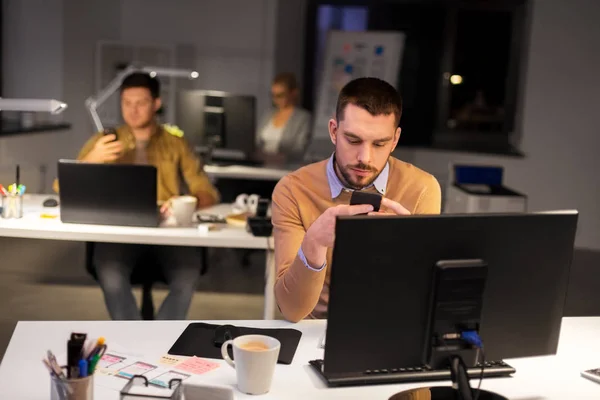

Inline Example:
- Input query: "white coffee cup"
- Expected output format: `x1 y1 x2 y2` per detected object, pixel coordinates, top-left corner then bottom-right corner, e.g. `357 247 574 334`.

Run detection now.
170 195 197 226
221 334 281 395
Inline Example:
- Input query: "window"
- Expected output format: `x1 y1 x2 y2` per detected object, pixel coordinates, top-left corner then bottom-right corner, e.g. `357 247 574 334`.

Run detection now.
303 0 528 156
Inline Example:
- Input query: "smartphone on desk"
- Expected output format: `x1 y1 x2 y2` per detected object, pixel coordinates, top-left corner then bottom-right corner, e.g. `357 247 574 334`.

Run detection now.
581 368 600 384
350 191 382 212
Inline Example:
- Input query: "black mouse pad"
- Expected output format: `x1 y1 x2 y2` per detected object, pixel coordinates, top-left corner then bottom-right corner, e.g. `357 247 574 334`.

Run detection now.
167 323 302 365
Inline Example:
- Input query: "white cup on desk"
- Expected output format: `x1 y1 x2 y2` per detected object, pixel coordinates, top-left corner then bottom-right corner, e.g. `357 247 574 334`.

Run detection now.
221 334 280 395
170 196 197 226
234 193 260 214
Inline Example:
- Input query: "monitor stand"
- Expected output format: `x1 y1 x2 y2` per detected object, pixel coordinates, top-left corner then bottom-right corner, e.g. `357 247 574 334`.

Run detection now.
389 355 508 400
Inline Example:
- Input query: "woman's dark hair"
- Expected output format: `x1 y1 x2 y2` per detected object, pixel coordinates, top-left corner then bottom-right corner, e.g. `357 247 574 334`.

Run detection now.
273 72 298 92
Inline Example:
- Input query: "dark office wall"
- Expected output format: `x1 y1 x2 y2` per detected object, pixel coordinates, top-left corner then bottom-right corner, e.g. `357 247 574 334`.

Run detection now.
0 0 122 191
273 0 307 103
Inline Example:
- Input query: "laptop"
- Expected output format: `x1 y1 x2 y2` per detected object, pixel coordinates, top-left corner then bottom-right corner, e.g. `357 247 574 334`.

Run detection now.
57 160 160 227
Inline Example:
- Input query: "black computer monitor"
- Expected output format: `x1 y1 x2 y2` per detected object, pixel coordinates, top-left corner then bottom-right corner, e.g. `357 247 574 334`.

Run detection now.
175 90 256 160
310 211 578 399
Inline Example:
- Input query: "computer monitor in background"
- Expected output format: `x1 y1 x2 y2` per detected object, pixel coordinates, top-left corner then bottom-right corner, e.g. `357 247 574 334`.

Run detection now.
310 211 578 399
175 90 256 162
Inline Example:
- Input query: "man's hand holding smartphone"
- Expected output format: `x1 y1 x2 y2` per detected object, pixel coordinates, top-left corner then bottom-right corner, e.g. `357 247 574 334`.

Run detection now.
82 129 123 163
350 191 410 216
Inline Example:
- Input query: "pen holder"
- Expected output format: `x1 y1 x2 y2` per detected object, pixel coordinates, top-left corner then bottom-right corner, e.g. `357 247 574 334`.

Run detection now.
50 374 94 400
1 193 23 218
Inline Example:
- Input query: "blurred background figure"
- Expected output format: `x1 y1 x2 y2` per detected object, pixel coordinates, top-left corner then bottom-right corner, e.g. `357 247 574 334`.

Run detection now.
255 73 312 165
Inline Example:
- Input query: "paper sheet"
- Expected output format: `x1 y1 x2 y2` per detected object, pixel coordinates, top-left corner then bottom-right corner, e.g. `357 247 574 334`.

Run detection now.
158 354 187 367
116 361 159 380
175 356 220 375
94 351 220 394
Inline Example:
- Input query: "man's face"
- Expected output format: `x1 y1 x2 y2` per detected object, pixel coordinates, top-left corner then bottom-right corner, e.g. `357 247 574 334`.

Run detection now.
121 87 161 129
329 103 400 189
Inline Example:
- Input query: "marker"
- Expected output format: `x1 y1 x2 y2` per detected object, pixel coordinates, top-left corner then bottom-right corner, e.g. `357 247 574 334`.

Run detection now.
0 185 7 196
88 353 101 375
78 359 88 378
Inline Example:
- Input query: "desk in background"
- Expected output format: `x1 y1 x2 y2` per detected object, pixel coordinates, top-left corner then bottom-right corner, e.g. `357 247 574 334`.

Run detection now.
0 318 599 399
203 164 292 181
0 194 277 320
203 163 294 203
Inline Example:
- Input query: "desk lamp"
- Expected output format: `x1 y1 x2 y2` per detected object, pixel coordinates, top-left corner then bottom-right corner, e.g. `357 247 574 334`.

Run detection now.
0 98 67 114
85 65 199 132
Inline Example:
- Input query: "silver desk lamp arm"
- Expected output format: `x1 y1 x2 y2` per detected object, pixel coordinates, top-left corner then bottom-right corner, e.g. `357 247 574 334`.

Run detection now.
85 65 199 133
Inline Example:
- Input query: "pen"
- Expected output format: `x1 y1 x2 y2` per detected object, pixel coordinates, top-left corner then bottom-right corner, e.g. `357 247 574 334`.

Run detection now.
87 339 106 361
82 338 95 360
15 164 19 190
47 350 66 379
42 359 57 377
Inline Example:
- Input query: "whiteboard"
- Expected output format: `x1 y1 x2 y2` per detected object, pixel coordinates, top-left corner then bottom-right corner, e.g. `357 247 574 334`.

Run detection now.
312 30 406 139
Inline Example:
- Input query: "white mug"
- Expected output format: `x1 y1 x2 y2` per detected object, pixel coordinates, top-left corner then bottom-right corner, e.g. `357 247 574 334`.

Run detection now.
170 196 197 226
234 193 260 214
221 334 281 395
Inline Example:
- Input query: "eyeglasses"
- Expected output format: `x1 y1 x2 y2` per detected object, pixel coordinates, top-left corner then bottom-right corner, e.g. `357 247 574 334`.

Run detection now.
271 92 288 99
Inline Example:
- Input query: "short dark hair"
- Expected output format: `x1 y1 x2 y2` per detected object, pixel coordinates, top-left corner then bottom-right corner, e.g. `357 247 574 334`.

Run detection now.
273 72 298 92
336 77 402 128
120 72 160 99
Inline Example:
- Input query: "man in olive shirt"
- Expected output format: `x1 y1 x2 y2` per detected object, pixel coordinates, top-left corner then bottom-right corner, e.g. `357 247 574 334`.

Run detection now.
271 78 441 322
59 73 218 320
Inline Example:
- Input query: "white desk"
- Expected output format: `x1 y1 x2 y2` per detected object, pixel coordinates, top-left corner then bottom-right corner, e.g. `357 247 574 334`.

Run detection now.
204 164 291 181
1 318 599 399
0 194 276 319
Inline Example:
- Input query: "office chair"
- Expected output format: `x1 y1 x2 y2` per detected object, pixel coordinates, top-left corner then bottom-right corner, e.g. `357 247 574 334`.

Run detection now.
85 242 208 320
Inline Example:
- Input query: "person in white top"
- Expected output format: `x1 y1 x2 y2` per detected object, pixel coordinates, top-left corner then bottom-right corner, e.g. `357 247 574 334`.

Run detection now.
256 73 312 164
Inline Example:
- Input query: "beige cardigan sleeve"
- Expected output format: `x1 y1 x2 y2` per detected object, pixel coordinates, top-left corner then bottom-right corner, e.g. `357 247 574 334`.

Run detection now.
271 176 327 322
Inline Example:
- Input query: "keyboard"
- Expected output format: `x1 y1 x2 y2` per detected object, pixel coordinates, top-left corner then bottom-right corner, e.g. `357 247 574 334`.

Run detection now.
308 359 516 387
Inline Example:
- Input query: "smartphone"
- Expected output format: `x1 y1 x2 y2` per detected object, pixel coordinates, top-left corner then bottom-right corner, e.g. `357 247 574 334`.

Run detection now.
349 191 382 212
103 127 117 142
581 368 600 384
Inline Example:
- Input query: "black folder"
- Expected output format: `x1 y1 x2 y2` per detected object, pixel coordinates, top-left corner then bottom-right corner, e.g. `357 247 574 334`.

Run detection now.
168 323 302 365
